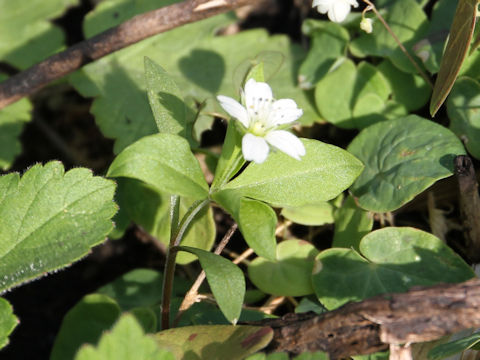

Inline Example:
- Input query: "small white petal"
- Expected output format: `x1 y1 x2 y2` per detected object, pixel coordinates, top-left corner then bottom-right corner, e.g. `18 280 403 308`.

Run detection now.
328 1 351 22
242 133 270 164
312 0 333 7
265 130 305 160
217 95 250 128
244 79 273 114
268 99 303 125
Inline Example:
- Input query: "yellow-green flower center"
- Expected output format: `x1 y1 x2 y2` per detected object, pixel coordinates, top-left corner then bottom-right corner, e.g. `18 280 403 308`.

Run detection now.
250 121 268 137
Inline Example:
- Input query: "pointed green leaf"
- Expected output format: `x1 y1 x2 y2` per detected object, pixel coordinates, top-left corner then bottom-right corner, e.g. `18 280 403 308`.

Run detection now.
429 332 480 360
312 227 474 310
51 294 122 360
248 240 319 297
107 133 208 200
0 74 32 170
155 325 273 359
145 57 186 136
213 139 363 209
348 116 466 212
75 314 174 360
332 196 373 251
0 0 78 68
0 298 18 350
430 0 478 116
178 246 245 324
238 198 277 261
0 161 117 293
447 77 480 159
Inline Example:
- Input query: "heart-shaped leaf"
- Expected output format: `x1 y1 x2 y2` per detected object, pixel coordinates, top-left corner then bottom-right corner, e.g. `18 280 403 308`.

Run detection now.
312 227 474 310
0 161 117 293
178 247 245 324
348 115 465 212
107 133 208 200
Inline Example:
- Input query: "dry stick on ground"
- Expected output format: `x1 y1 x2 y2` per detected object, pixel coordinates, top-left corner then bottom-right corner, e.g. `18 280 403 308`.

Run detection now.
247 278 480 359
0 0 255 110
455 155 480 263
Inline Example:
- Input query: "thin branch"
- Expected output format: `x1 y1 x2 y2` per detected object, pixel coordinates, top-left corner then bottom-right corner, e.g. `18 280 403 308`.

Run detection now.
0 0 254 109
250 278 480 359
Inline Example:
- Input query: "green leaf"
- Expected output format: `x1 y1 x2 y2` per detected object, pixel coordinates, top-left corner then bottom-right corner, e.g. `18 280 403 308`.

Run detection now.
298 21 350 89
447 77 480 159
332 196 373 251
178 247 245 324
295 297 325 315
312 227 474 310
349 0 429 73
51 294 122 360
248 240 319 297
294 352 330 360
348 115 465 212
239 198 277 261
75 314 174 360
0 0 78 68
314 60 393 129
281 202 334 226
0 298 18 350
107 133 208 200
145 57 187 136
0 161 117 293
430 0 478 116
213 139 363 211
429 332 480 360
70 6 317 152
0 75 32 170
154 325 273 359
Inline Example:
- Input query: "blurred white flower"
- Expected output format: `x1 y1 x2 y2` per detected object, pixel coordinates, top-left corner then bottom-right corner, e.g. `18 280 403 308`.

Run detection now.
360 17 373 33
312 0 359 23
217 79 305 164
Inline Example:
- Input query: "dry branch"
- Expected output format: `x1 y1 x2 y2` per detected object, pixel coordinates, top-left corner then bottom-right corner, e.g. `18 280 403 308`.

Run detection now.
0 0 254 109
249 278 480 359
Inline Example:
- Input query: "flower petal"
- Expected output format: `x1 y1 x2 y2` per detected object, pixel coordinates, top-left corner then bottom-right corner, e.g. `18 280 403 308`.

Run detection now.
244 79 273 116
217 95 250 128
242 133 270 164
267 99 303 126
329 1 351 22
265 130 305 161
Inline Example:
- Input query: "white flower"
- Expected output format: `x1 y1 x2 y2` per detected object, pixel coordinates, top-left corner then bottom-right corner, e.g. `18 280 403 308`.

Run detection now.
360 17 373 33
217 79 305 164
312 0 359 23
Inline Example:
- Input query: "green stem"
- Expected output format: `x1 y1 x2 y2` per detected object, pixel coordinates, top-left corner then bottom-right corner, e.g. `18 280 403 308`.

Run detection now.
211 146 245 192
161 198 210 330
361 0 433 89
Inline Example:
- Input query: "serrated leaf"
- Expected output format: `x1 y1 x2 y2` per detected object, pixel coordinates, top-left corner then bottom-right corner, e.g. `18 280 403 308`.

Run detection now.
75 314 174 360
429 332 480 360
349 0 429 73
212 139 363 211
145 57 187 136
0 74 32 170
312 227 474 310
332 196 373 251
447 77 480 159
239 198 277 261
281 202 334 226
0 0 78 68
430 0 477 116
70 5 317 152
348 115 465 212
0 297 17 350
248 240 319 297
155 325 273 359
107 133 208 200
0 161 117 293
178 247 245 324
51 294 122 360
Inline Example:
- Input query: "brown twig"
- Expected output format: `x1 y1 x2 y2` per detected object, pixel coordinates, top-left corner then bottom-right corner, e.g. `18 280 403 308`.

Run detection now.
249 278 480 359
455 155 480 263
0 0 254 110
